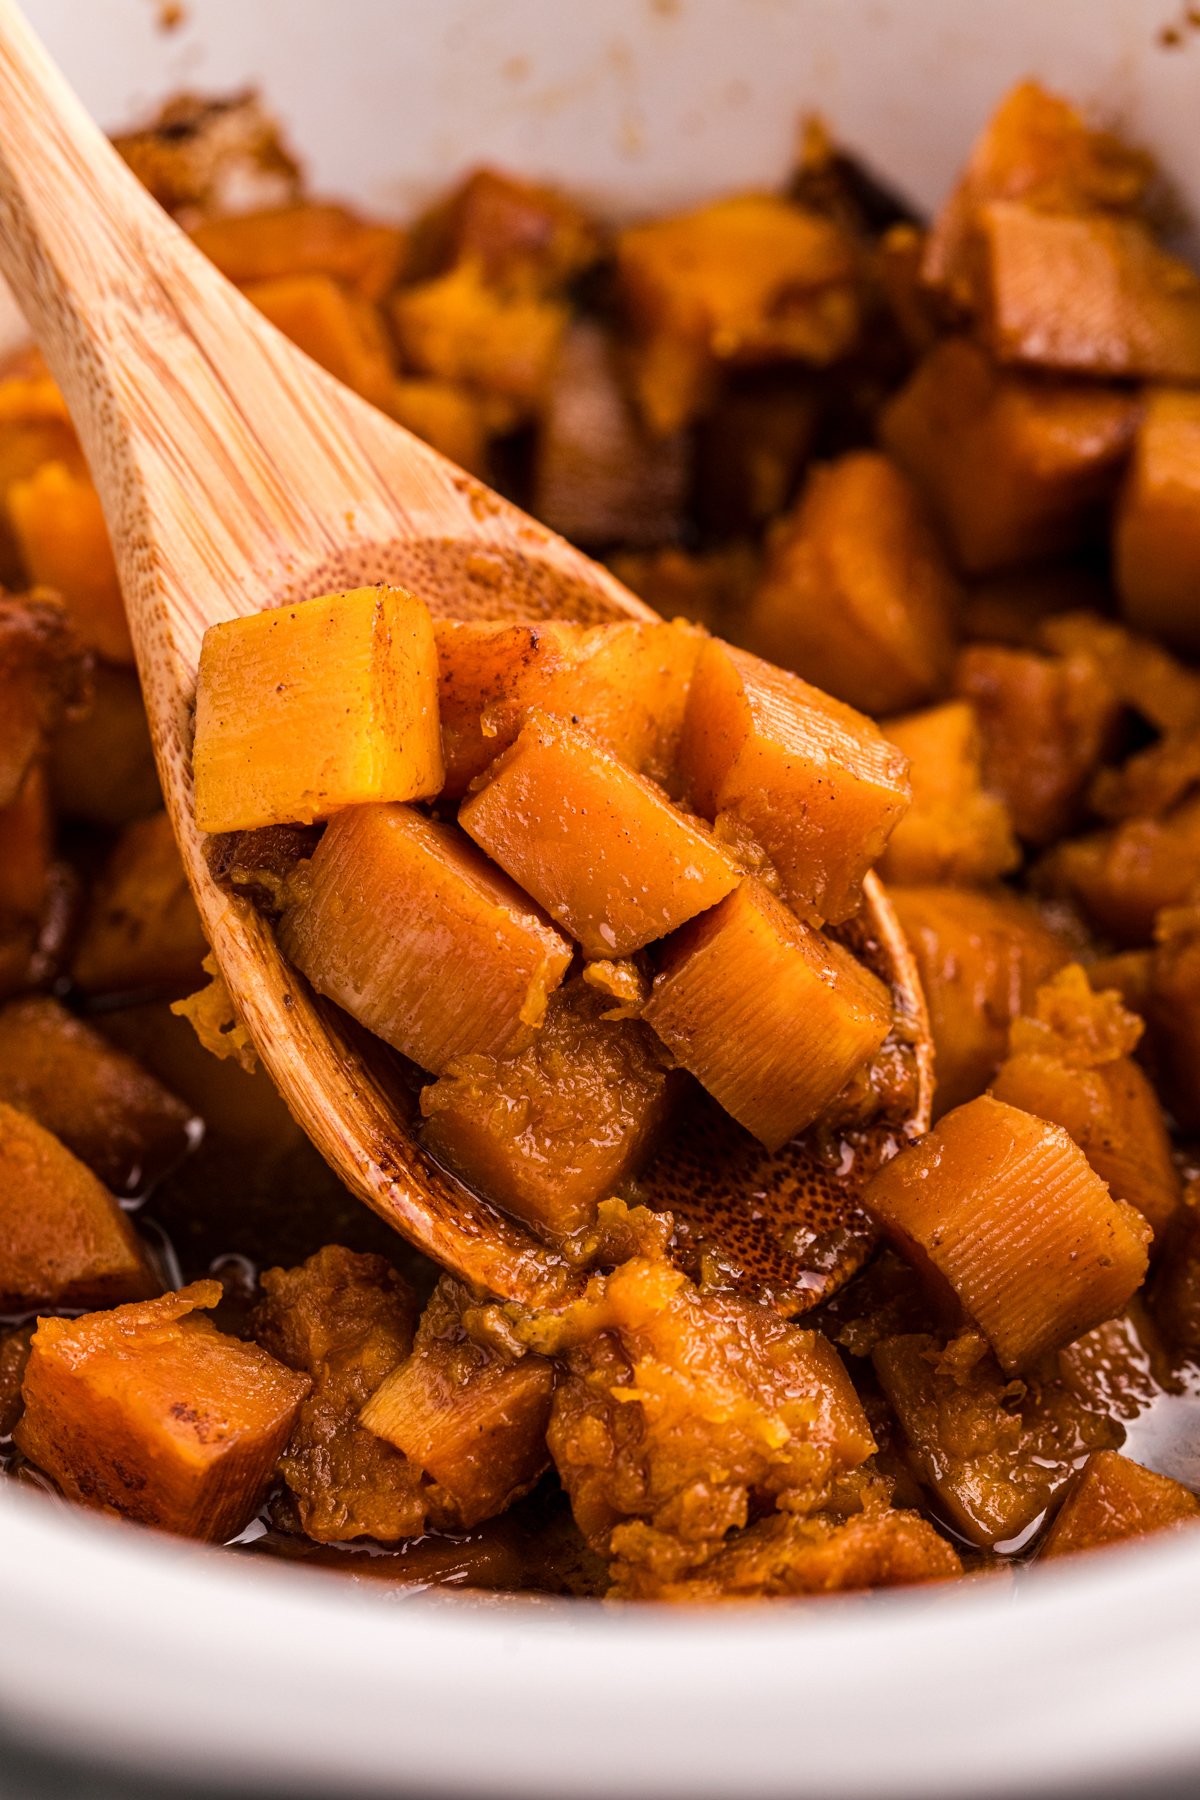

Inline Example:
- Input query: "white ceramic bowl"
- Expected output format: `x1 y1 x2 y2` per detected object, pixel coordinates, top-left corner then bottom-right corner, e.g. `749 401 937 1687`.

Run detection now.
4 4 1200 1793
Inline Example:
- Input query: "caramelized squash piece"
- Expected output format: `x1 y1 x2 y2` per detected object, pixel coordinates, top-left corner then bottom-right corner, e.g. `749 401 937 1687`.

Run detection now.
873 1328 1121 1548
411 167 600 291
642 878 891 1152
0 1101 157 1309
616 195 861 434
386 379 489 475
879 701 1019 886
0 762 54 1000
50 660 160 826
1038 611 1200 737
679 639 910 925
7 461 132 663
530 1255 874 1561
0 370 85 581
391 264 567 416
435 616 703 799
1147 899 1200 1131
194 585 442 833
279 803 572 1073
421 981 672 1238
880 338 1139 574
361 1275 554 1529
975 202 1200 380
954 642 1121 846
15 1282 308 1542
921 80 1152 308
0 995 194 1194
72 811 208 998
531 320 687 548
252 1245 434 1544
1041 1450 1200 1560
460 712 740 959
890 885 1072 1115
1115 390 1200 654
744 451 959 717
0 590 88 810
242 273 395 406
190 201 405 302
1040 795 1200 947
865 1094 1151 1373
991 966 1181 1241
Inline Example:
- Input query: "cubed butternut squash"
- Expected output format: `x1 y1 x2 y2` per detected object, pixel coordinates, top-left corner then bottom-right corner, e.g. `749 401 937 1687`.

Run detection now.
459 711 740 959
1147 900 1200 1131
278 803 572 1073
641 878 892 1152
252 1245 434 1544
71 811 208 998
954 642 1121 846
864 1094 1151 1373
420 980 673 1238
14 1282 309 1542
531 320 688 548
0 589 88 810
879 701 1019 886
1040 795 1200 947
1038 611 1200 737
0 996 194 1194
190 201 406 302
391 263 568 416
385 379 489 475
0 371 85 583
1115 389 1200 654
7 461 132 663
0 761 53 999
616 195 861 434
990 965 1181 1241
880 338 1139 574
194 584 442 833
410 167 600 291
50 660 161 826
435 616 703 799
921 80 1152 308
679 638 910 925
872 1328 1121 1548
241 273 395 406
974 202 1200 380
0 1101 157 1309
890 885 1072 1116
360 1275 554 1529
1041 1450 1200 1560
743 451 959 717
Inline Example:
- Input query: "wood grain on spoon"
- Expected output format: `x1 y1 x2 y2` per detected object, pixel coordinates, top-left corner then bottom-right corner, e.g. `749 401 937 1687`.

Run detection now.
0 0 931 1305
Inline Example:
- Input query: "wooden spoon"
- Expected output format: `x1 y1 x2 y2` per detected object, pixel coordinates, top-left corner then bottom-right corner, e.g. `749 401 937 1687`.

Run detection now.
0 2 931 1308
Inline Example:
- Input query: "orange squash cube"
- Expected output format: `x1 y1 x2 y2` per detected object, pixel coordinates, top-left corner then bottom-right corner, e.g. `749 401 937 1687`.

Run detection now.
459 711 740 958
1041 795 1200 947
0 589 88 811
412 167 600 292
434 616 703 799
279 803 572 1073
242 273 395 406
8 460 132 663
1041 1450 1200 1560
642 878 892 1151
678 639 910 924
420 980 673 1237
0 1101 157 1309
975 202 1200 380
890 885 1072 1116
990 965 1181 1241
361 1275 554 1529
194 584 442 833
1115 389 1200 655
880 338 1139 575
616 195 861 434
391 263 567 415
879 702 1019 887
0 370 85 580
72 812 208 998
14 1282 309 1542
190 202 406 302
386 379 489 475
0 996 194 1194
864 1094 1151 1373
744 451 959 717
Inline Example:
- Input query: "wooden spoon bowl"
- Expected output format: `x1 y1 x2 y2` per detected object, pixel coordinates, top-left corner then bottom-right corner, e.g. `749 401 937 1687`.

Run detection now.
0 1 931 1308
